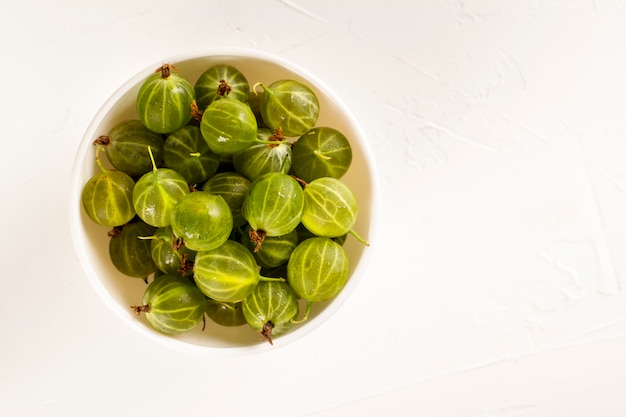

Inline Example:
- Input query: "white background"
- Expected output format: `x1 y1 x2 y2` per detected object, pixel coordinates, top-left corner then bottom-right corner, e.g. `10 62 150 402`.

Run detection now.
1 1 625 416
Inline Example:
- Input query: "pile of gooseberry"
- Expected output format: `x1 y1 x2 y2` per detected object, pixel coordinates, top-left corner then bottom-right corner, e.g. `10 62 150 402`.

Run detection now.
82 62 368 345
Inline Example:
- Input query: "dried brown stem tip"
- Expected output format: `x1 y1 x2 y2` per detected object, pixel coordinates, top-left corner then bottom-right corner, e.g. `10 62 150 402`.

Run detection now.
259 321 274 345
177 252 194 276
93 135 111 146
107 227 122 238
248 228 267 253
172 237 185 251
190 100 203 121
290 174 308 189
271 127 284 141
131 304 151 315
217 79 232 96
156 63 178 78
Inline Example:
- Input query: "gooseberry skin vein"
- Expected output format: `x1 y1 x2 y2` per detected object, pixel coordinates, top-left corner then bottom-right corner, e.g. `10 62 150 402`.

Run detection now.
97 176 131 223
305 189 341 230
158 87 167 130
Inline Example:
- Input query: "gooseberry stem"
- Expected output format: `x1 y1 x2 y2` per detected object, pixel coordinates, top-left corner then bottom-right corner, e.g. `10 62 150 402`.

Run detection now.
94 146 109 174
254 138 282 146
348 229 370 246
313 149 331 160
279 155 290 174
252 81 270 96
290 175 308 188
147 145 157 173
254 132 291 147
255 127 289 148
259 275 286 283
291 300 312 324
221 302 236 312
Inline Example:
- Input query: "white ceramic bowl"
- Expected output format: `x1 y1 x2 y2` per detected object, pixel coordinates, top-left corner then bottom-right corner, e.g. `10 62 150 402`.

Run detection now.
69 48 379 354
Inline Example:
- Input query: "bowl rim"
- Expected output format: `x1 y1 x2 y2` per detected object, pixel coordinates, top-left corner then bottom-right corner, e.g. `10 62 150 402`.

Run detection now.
68 47 381 355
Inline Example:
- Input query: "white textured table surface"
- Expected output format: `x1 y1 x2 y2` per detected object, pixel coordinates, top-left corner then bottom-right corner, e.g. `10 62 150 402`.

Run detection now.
2 1 625 416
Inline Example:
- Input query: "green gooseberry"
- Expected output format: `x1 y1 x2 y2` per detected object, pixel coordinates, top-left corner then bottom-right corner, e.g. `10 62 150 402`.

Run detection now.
287 237 349 322
200 98 259 154
194 64 250 110
163 125 220 185
301 177 368 245
132 147 189 228
256 79 320 137
93 119 165 178
201 172 250 228
149 226 196 277
242 280 299 345
132 274 205 335
232 128 292 181
136 64 195 134
82 146 136 228
109 220 158 279
205 299 247 327
170 191 233 251
241 172 304 249
291 126 352 182
193 240 282 303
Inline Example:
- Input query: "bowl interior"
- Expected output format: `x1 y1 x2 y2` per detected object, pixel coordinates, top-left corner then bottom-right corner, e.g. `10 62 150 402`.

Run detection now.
70 49 377 353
